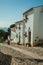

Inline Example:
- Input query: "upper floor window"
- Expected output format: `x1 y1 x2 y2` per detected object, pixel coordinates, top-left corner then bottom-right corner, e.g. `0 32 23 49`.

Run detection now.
19 24 21 30
24 15 28 22
24 32 27 37
25 15 28 19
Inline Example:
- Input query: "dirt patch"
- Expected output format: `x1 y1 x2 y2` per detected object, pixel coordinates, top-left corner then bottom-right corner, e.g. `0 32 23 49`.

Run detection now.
0 44 43 65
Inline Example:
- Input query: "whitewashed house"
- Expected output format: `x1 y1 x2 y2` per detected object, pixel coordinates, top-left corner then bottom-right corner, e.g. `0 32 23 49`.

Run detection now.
23 5 43 46
15 20 25 45
10 5 43 46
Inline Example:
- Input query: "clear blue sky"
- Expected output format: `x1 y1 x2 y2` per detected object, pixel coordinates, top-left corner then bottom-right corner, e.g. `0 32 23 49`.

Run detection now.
0 0 43 27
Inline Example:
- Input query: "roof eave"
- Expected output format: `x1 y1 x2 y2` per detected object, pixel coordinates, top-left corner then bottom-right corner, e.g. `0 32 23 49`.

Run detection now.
23 8 33 15
15 20 24 24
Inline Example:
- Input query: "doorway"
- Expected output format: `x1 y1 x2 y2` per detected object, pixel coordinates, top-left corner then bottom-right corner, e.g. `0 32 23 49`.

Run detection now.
28 31 31 43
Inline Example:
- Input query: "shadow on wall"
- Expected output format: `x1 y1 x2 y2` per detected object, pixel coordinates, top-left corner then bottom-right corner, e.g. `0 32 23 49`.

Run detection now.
0 52 12 65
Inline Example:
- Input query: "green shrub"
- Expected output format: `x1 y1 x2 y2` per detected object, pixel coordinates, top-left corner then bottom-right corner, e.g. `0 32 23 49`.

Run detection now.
0 37 4 43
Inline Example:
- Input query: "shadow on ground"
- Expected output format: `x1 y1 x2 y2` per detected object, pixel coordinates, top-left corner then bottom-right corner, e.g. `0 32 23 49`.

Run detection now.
15 57 43 63
36 43 43 47
0 52 12 65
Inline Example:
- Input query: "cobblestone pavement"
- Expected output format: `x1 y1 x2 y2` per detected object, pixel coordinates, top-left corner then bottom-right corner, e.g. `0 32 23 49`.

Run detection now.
0 43 43 65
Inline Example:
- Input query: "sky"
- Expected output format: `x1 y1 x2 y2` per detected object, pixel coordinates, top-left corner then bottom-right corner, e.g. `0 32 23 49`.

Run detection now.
0 0 43 27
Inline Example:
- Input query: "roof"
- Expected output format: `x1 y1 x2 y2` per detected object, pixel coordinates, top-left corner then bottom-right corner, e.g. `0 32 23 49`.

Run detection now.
23 5 43 15
23 8 33 15
15 20 24 24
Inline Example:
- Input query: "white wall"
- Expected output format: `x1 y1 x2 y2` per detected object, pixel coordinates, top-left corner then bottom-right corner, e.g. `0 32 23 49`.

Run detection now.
20 24 24 44
23 6 43 46
16 22 24 44
39 12 43 38
11 31 17 43
33 7 43 42
16 24 20 43
24 11 34 44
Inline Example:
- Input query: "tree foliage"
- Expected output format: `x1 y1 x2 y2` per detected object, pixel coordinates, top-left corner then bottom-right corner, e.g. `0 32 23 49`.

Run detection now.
0 29 9 42
10 24 15 28
3 32 9 41
0 30 5 38
0 30 8 42
8 28 11 35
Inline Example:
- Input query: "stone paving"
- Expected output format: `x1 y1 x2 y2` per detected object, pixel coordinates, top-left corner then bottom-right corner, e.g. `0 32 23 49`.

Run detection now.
10 43 43 57
0 43 43 65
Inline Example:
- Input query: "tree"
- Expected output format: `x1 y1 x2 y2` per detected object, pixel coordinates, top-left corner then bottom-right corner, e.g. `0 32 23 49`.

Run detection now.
0 30 5 38
3 32 9 41
8 28 11 35
0 29 8 42
10 24 15 28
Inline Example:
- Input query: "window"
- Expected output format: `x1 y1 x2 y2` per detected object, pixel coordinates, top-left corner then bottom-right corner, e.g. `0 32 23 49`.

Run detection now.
24 15 28 22
19 24 21 30
25 15 28 19
24 32 27 37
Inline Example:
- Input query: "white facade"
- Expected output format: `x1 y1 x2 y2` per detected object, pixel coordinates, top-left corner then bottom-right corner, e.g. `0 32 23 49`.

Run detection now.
11 30 17 43
23 10 34 45
39 12 43 38
33 6 43 46
23 6 43 46
10 27 17 43
15 20 24 44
